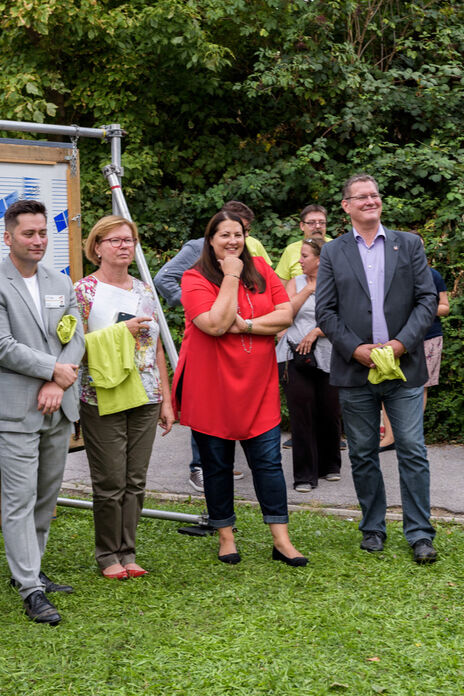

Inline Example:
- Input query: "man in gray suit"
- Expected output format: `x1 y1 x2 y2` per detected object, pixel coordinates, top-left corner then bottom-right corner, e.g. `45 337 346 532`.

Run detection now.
0 199 84 624
316 174 438 563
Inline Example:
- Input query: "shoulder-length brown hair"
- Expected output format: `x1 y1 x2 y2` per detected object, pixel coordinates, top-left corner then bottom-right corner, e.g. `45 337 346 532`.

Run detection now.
195 211 266 293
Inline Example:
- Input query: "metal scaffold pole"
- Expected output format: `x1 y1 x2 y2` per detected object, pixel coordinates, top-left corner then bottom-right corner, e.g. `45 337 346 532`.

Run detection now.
0 119 107 139
103 163 178 369
56 498 209 525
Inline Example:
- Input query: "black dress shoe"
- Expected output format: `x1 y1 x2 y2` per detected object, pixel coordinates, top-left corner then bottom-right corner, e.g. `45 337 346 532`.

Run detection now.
379 443 396 453
39 571 74 593
23 590 61 625
413 538 437 564
11 572 74 594
218 552 241 565
360 532 385 552
272 546 308 567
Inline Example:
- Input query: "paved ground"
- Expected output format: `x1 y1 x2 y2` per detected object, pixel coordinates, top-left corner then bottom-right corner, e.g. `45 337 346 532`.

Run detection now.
63 423 464 522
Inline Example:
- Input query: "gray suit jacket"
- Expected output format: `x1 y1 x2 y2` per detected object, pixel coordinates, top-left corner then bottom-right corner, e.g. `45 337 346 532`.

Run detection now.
315 228 437 387
0 256 85 431
154 238 204 307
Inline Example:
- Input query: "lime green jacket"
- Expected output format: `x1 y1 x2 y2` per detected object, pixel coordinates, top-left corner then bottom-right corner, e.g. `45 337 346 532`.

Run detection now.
85 322 148 416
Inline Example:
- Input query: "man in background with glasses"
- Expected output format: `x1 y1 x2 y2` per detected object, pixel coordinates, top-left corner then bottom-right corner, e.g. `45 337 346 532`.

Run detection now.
275 204 330 287
316 173 438 564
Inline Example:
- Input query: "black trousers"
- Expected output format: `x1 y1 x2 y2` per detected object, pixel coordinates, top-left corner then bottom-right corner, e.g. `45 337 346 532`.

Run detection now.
281 360 341 488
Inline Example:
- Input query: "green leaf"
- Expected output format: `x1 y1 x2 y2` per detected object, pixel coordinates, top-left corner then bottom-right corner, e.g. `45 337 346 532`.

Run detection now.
25 82 39 95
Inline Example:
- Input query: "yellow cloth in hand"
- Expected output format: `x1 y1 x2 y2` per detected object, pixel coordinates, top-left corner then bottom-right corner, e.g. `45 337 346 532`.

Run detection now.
57 314 77 344
85 322 148 416
368 345 406 384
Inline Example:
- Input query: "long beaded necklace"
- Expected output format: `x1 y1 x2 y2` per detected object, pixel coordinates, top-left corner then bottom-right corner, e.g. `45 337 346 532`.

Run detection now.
237 284 254 353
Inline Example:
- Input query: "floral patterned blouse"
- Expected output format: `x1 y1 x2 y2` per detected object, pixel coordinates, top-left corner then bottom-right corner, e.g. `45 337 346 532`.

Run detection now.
74 275 162 406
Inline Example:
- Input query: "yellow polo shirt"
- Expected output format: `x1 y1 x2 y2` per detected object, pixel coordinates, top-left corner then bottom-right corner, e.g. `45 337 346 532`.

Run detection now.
275 237 331 280
246 235 273 266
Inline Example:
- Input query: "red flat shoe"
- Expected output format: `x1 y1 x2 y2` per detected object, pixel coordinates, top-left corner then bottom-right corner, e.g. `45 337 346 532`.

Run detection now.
124 564 148 578
102 568 128 580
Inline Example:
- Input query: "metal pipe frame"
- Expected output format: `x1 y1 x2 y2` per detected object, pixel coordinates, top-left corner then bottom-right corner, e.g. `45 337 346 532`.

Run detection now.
56 497 210 525
0 119 107 139
103 164 179 368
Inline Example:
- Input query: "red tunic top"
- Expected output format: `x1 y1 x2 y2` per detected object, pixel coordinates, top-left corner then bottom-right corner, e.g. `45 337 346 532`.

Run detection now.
172 257 289 440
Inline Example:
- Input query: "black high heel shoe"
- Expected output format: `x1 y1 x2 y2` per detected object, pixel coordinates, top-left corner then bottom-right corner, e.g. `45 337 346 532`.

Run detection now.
272 546 308 567
218 552 241 565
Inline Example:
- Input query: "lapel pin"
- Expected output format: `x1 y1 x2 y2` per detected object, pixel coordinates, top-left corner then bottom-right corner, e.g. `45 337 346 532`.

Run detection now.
393 245 399 250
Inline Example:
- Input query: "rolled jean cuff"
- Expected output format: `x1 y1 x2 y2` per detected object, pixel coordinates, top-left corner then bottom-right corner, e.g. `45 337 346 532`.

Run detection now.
207 514 236 529
408 532 435 547
263 515 289 525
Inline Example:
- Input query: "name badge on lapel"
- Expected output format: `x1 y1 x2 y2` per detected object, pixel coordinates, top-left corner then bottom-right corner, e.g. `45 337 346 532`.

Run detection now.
45 294 65 308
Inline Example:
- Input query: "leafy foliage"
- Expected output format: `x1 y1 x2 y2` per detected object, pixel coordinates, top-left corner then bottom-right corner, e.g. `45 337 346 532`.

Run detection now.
0 0 463 438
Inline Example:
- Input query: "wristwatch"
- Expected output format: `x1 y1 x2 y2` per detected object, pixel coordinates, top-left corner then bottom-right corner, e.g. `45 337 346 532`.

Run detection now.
245 319 253 333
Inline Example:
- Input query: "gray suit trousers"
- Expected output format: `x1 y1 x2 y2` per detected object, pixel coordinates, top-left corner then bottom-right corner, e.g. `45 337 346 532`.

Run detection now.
0 412 72 599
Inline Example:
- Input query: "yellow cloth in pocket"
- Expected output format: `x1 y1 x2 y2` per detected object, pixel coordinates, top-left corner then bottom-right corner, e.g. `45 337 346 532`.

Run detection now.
57 314 77 344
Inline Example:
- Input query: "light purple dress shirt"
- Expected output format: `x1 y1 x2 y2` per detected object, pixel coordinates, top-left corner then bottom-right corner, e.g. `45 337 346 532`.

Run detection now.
353 226 389 344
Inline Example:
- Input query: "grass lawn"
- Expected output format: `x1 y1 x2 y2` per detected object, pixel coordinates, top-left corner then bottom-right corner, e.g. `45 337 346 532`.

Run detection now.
1 499 463 696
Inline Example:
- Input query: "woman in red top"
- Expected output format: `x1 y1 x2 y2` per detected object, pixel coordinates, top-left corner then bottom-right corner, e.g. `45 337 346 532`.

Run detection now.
172 211 308 567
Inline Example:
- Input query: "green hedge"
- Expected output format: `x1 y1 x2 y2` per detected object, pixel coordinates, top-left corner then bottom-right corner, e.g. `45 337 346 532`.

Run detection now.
1 0 463 439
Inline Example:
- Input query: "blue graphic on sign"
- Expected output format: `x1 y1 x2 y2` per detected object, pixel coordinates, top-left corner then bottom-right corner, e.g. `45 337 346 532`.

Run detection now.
23 177 40 199
0 191 19 218
60 266 71 276
54 209 68 233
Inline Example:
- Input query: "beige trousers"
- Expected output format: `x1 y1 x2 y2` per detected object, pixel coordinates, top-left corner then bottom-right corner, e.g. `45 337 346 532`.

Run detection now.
80 401 160 570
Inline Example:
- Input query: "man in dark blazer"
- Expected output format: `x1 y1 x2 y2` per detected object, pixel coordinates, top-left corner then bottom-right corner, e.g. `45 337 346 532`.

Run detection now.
0 199 84 624
316 174 438 563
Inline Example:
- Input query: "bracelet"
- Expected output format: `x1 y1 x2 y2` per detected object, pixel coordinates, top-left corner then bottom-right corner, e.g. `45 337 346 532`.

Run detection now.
245 319 253 333
224 273 240 279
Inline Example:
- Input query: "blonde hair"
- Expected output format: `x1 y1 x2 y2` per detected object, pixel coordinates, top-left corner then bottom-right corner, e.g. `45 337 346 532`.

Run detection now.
84 215 139 266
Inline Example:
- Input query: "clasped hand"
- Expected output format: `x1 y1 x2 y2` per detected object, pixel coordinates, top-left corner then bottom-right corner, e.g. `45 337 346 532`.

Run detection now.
353 339 405 368
228 314 247 334
37 381 64 414
53 362 79 390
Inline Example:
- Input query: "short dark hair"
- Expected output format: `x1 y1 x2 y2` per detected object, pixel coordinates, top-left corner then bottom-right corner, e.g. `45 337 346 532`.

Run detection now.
342 174 379 199
196 211 265 292
4 199 47 232
299 204 327 221
221 200 255 223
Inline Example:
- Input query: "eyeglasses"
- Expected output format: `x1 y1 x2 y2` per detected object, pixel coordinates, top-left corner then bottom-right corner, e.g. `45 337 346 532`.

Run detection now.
344 193 382 202
99 237 137 248
302 219 326 227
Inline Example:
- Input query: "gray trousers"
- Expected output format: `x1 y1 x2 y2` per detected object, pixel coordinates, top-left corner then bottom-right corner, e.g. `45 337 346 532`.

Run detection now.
79 401 160 570
0 413 72 599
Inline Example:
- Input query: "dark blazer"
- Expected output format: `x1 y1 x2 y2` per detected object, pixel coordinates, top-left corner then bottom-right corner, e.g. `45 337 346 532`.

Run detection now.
315 227 437 387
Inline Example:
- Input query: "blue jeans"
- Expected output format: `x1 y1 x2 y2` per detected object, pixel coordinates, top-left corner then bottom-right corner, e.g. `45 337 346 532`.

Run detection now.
192 425 289 528
338 381 435 545
189 432 202 472
190 431 236 472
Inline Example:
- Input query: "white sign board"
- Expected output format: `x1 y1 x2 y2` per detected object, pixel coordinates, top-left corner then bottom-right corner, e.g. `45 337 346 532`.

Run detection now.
0 141 82 280
0 161 70 274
